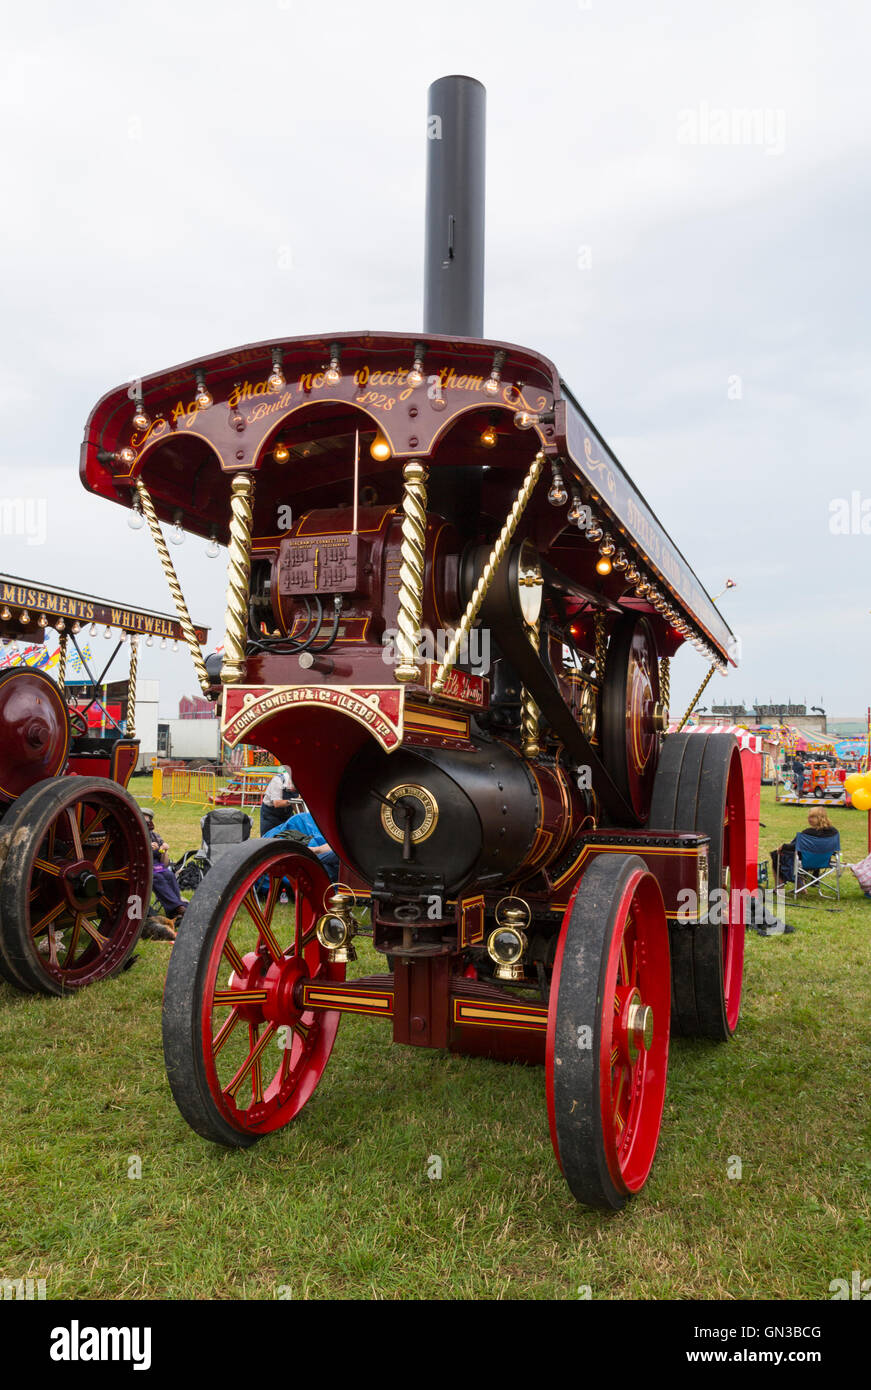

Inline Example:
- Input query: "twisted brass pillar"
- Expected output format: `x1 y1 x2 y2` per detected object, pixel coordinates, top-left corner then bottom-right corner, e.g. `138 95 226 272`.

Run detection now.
57 632 67 696
521 621 541 758
594 612 607 684
659 655 670 712
432 451 544 695
135 478 211 695
394 460 429 683
127 636 138 737
221 473 256 685
675 663 716 732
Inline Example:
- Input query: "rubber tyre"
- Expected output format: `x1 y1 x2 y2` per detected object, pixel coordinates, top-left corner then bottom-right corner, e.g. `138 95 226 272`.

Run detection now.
546 854 671 1210
648 732 746 1039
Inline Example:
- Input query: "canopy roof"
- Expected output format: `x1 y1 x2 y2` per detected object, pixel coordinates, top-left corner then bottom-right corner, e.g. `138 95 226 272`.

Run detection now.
80 330 735 663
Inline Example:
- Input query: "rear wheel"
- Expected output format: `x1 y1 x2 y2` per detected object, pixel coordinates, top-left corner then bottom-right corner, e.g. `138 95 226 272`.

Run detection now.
648 732 747 1039
163 839 344 1147
546 854 670 1209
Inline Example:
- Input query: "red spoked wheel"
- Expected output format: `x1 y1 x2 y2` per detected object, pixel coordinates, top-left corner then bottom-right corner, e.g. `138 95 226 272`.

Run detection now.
648 731 747 1039
162 839 344 1147
546 854 671 1209
0 777 151 996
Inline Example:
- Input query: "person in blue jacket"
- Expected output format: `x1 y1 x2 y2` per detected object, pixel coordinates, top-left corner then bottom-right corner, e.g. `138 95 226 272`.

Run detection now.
262 810 340 880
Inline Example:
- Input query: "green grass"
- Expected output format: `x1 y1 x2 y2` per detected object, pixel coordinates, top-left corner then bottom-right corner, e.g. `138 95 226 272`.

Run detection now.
1 785 869 1300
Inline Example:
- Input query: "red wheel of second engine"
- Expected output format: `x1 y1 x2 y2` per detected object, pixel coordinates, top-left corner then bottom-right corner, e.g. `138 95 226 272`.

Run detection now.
0 777 150 995
162 840 344 1147
546 854 670 1209
600 616 661 822
0 668 70 803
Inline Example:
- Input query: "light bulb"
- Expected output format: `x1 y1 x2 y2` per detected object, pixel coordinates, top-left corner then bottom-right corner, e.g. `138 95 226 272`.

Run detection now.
324 343 341 385
513 410 537 430
146 634 153 647
596 557 612 576
120 631 128 643
127 502 145 530
480 424 497 448
89 623 98 636
56 618 65 632
0 606 10 620
37 614 48 628
19 610 30 625
194 371 212 409
370 431 391 462
160 638 167 650
567 488 585 526
485 350 505 395
117 446 136 466
170 511 185 546
268 349 285 393
132 401 150 431
599 535 615 557
273 441 290 463
548 462 568 506
172 640 179 652
625 566 639 584
612 550 628 571
206 530 220 558
407 358 424 388
585 523 604 543
103 625 112 639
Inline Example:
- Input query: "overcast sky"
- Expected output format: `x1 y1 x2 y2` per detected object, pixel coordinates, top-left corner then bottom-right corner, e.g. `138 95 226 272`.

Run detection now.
1 0 867 720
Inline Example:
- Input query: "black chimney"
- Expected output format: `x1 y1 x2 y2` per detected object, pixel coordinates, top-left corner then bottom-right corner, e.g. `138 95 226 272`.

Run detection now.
423 75 486 338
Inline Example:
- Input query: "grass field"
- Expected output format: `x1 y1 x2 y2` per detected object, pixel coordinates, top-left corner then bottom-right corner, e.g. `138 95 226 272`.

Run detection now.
1 785 869 1301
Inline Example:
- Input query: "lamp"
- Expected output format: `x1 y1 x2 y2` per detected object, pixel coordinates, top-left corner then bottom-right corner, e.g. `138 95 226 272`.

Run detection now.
267 348 285 393
324 342 341 386
407 343 425 388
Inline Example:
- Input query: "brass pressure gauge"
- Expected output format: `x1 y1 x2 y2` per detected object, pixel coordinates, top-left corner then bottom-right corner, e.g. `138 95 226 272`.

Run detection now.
379 784 439 846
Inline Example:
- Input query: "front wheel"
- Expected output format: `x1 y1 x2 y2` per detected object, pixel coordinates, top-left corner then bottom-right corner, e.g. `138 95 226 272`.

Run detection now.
0 776 150 995
546 854 671 1210
162 839 344 1147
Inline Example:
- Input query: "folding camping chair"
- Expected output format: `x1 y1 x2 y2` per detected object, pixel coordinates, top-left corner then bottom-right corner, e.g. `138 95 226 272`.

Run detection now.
789 829 842 905
172 807 253 891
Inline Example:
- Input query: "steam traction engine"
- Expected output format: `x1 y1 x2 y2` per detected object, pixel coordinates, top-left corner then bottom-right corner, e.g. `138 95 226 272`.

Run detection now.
0 580 205 995
79 330 747 1207
78 78 751 1207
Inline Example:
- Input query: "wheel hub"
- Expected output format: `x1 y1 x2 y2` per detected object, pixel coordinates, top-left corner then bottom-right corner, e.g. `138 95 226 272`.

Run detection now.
60 859 101 912
619 987 654 1063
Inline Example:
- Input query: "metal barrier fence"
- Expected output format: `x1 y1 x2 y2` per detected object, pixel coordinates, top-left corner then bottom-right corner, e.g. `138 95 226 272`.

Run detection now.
161 769 218 807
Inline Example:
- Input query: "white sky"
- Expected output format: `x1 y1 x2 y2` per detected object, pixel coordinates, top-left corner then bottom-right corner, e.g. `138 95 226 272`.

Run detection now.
0 0 868 719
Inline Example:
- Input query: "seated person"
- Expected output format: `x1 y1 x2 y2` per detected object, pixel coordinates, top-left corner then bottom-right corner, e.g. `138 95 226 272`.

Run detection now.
262 809 340 881
771 808 839 884
142 809 186 934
